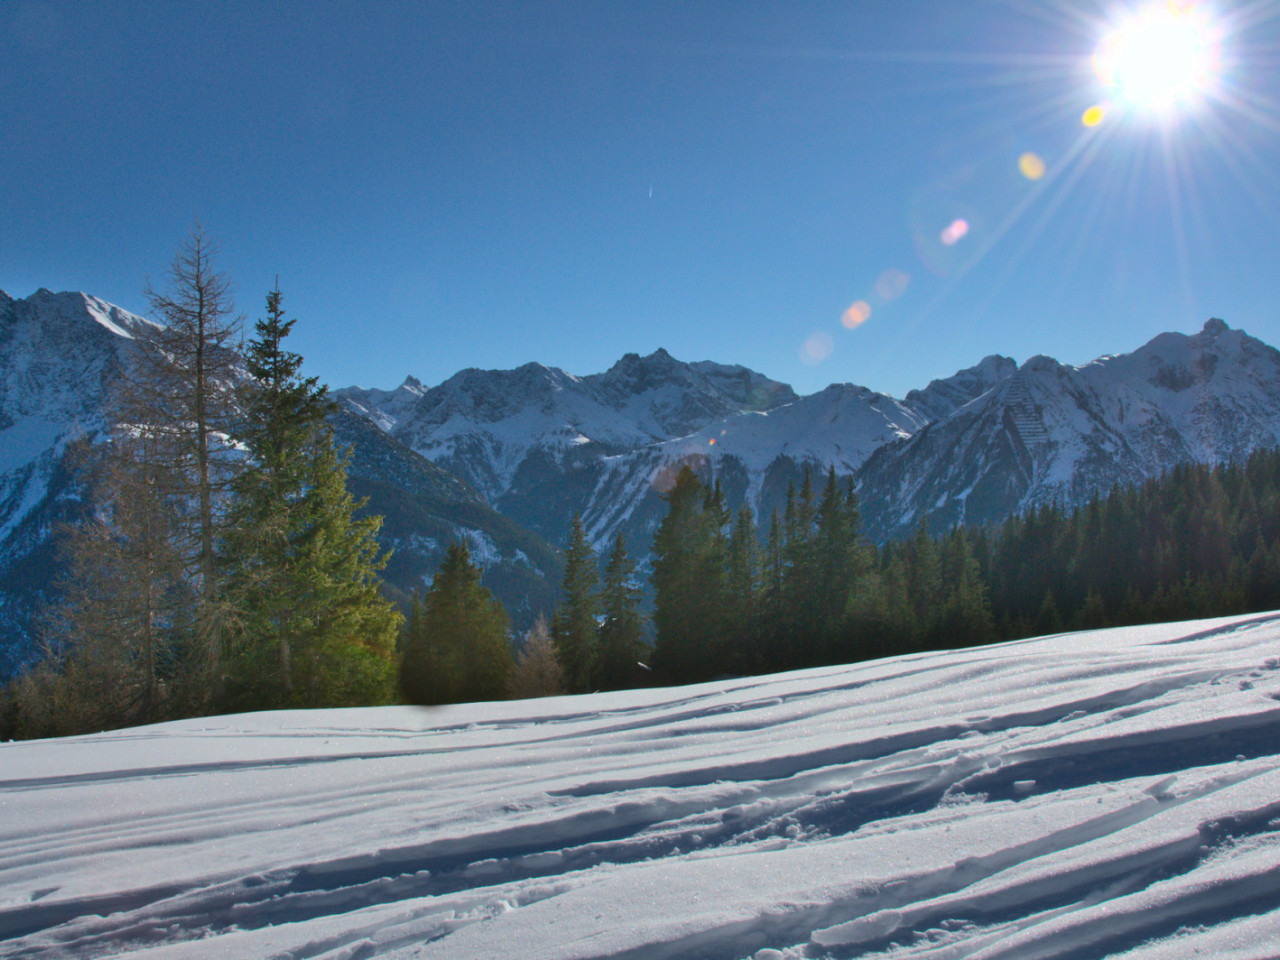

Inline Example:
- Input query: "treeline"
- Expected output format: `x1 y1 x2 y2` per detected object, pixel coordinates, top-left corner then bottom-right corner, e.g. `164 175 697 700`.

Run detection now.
398 517 647 704
647 450 1280 685
3 227 401 738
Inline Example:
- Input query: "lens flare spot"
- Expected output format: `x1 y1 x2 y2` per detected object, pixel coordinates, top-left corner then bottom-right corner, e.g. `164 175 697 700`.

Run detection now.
874 269 910 301
842 300 872 329
708 438 716 446
1082 104 1107 127
1018 152 1046 180
800 331 834 365
940 219 970 246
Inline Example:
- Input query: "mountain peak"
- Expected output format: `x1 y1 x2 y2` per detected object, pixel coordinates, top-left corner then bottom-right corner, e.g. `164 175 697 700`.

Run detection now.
1202 317 1229 338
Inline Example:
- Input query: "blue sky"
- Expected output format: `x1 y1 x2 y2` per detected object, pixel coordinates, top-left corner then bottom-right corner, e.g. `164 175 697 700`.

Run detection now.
4 0 1279 399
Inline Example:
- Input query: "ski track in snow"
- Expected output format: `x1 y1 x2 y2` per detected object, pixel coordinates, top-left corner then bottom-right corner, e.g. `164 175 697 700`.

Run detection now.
4 615 1280 959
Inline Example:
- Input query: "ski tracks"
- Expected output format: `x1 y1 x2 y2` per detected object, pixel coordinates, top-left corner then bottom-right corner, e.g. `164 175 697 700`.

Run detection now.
3 615 1280 958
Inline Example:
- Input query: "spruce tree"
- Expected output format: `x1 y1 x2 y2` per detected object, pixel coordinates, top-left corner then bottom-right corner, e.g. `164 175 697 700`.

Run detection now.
401 542 513 704
597 531 645 689
651 465 726 682
553 515 600 693
223 285 399 709
724 504 761 673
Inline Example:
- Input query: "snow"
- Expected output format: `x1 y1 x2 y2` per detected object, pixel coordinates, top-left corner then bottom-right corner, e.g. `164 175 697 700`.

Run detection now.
5 614 1280 958
458 527 502 566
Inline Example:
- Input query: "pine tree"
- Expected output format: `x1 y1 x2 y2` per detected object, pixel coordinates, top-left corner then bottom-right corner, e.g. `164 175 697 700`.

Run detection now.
651 465 727 682
936 528 996 648
222 286 399 709
597 531 645 689
814 468 867 656
400 542 513 704
26 225 241 728
553 515 600 693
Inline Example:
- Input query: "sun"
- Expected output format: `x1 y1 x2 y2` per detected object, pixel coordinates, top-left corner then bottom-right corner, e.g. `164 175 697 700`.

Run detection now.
1093 2 1221 112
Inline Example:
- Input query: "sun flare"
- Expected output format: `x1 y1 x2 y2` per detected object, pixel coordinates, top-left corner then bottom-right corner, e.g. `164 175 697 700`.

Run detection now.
1093 2 1220 111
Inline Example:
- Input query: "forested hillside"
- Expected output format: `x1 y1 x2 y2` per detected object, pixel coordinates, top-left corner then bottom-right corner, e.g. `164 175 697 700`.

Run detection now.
646 448 1280 685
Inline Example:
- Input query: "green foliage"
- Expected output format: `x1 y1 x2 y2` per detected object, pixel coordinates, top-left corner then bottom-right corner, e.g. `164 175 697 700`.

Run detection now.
650 466 730 682
646 449 1280 687
597 532 646 690
10 264 405 738
552 515 600 692
222 287 399 710
400 542 514 704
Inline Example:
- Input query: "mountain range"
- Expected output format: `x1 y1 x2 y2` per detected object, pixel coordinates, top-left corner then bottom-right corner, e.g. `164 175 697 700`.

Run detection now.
4 287 1280 680
336 314 1280 549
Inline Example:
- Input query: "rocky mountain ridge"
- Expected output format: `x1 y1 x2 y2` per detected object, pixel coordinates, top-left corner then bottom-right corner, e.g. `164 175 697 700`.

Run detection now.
337 317 1280 560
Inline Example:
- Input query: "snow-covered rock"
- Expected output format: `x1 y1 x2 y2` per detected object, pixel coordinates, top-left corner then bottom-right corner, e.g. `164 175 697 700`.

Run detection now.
340 318 1280 555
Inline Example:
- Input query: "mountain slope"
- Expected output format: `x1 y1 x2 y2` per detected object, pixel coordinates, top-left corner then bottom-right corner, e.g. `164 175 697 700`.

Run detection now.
339 353 959 552
341 318 1280 558
857 318 1280 540
0 290 158 677
337 348 798 503
5 612 1280 958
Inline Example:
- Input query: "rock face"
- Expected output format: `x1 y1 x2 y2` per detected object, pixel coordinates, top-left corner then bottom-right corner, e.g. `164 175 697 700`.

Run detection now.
336 349 1008 554
0 290 561 679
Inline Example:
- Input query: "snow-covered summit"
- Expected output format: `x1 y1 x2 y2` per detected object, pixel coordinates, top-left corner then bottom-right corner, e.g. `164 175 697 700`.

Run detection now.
335 348 799 504
858 318 1280 539
0 291 563 678
903 352 1018 421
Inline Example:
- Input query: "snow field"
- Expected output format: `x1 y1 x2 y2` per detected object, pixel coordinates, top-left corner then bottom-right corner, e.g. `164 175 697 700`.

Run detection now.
3 613 1280 958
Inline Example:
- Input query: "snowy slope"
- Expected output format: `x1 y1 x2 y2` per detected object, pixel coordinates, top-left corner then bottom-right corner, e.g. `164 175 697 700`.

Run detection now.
5 612 1280 959
0 291 156 675
568 383 930 550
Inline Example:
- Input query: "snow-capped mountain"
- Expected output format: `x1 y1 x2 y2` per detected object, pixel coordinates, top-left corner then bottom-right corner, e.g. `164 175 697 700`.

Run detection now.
340 318 1280 560
337 349 798 502
337 350 1012 552
0 290 157 676
857 318 1280 540
0 290 562 680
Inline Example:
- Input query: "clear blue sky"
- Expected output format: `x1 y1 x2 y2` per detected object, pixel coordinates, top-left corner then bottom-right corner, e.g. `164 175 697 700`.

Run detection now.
4 1 1279 399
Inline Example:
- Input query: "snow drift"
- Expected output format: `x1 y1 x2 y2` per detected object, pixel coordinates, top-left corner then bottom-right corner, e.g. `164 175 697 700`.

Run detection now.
4 613 1280 958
